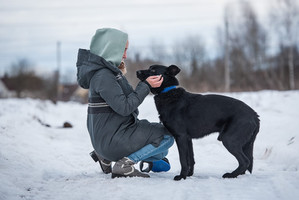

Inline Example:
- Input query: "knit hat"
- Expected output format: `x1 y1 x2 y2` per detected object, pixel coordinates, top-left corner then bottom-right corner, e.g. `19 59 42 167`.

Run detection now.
90 28 128 67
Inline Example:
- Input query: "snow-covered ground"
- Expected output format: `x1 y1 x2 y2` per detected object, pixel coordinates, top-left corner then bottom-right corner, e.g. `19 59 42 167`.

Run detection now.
1 90 299 200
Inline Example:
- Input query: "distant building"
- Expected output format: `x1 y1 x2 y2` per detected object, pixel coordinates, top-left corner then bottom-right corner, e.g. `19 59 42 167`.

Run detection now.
0 79 16 98
58 84 78 101
70 87 88 104
58 84 88 103
0 75 88 103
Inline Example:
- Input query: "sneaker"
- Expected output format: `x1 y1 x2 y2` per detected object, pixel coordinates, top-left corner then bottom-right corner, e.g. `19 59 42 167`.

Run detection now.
89 150 112 174
140 157 171 173
112 157 150 178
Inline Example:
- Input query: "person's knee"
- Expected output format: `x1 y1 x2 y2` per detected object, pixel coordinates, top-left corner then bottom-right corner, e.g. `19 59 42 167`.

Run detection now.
164 135 174 147
161 150 168 158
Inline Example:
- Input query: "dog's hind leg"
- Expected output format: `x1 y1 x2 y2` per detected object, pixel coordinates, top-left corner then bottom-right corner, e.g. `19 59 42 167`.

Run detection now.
243 122 260 173
187 138 195 177
222 140 250 178
221 124 251 178
242 139 254 174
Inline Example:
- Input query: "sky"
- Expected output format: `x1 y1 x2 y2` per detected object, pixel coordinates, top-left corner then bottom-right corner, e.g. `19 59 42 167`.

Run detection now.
0 0 271 81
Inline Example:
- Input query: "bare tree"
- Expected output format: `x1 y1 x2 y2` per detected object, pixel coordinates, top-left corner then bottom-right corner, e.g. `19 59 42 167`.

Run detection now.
149 39 168 63
173 35 205 72
171 35 206 91
10 58 32 76
224 4 231 92
270 0 299 90
227 1 268 90
7 59 44 98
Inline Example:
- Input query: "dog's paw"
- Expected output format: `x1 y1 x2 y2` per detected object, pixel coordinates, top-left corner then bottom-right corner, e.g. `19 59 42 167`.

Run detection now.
187 167 194 177
174 175 186 181
222 172 238 178
187 171 193 177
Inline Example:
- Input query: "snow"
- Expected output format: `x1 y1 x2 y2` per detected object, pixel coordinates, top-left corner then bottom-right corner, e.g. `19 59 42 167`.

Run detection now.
1 90 299 200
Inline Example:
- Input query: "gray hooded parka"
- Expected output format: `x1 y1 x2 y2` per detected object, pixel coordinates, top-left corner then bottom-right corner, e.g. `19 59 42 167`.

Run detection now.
76 28 169 161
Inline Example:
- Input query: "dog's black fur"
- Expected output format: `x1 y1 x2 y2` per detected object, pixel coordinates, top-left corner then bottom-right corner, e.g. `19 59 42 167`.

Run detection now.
137 65 260 181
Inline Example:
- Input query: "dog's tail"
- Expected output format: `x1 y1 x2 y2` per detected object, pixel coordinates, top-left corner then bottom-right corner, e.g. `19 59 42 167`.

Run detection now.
244 116 260 173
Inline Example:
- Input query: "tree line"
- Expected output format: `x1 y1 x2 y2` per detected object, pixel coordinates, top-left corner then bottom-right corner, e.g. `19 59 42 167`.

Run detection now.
1 58 59 102
1 0 298 103
127 0 299 92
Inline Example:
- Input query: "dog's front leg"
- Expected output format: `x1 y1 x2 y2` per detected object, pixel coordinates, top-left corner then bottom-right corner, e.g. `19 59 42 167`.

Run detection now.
187 138 195 177
174 135 189 181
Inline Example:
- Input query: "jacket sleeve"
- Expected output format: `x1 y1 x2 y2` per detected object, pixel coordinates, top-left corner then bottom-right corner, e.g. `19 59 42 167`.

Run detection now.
91 70 150 116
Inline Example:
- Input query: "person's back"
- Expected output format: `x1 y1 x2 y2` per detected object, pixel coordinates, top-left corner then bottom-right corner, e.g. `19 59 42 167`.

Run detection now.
76 28 174 178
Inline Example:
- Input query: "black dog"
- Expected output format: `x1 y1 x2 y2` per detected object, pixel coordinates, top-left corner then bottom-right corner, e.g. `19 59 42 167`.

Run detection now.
137 65 260 181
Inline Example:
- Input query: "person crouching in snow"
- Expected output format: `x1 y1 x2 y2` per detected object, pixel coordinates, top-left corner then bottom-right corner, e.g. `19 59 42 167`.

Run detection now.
76 28 174 178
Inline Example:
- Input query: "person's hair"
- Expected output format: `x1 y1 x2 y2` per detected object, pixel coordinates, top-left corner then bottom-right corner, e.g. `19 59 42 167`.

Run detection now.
118 61 127 75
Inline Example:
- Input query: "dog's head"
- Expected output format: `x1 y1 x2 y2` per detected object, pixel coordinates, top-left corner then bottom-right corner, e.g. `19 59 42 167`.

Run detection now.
136 64 181 94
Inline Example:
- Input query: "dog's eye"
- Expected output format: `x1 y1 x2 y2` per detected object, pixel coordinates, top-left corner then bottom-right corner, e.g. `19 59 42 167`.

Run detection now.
151 69 156 73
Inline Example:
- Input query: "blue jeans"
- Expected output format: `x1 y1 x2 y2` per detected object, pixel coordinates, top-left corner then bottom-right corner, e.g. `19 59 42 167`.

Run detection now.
128 135 174 163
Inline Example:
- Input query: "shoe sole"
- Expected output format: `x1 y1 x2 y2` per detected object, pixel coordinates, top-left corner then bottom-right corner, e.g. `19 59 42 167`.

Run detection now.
111 173 150 179
111 173 128 178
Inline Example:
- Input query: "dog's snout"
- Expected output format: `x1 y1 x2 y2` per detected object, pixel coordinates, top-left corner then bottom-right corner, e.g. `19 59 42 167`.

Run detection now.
136 70 148 81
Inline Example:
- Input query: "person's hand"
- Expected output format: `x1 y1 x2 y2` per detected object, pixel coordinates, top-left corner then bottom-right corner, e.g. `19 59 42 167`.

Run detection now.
146 75 163 88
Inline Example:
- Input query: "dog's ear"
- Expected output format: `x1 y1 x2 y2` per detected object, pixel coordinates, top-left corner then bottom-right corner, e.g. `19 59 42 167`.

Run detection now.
167 65 180 76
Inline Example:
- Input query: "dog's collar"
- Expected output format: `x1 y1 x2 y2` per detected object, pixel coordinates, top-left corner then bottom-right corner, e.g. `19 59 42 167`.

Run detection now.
161 86 177 93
